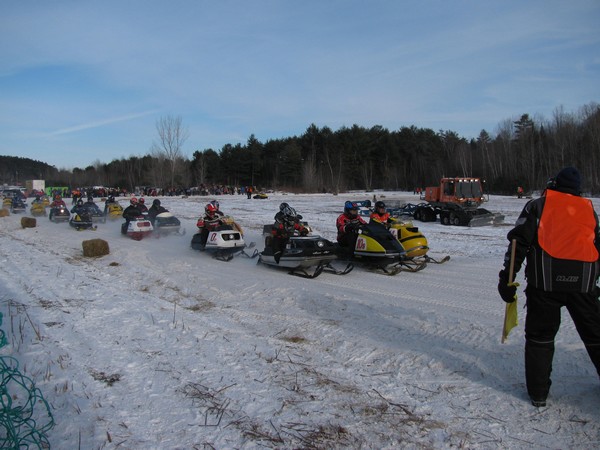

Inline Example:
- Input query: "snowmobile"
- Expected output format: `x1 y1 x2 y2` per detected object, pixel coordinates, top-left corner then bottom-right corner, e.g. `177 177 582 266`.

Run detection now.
49 205 70 223
191 217 255 261
10 197 27 214
29 202 47 217
122 216 153 241
388 219 450 269
338 221 426 275
69 210 96 231
258 228 353 278
153 212 184 236
83 202 106 223
104 202 124 220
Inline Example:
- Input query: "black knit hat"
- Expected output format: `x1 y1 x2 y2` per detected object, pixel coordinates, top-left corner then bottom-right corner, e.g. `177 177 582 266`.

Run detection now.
555 166 581 191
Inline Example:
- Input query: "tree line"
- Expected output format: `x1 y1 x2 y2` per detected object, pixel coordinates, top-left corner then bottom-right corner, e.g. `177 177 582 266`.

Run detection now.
2 102 599 195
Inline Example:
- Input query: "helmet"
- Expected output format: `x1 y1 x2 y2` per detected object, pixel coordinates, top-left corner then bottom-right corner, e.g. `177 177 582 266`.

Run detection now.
279 202 297 218
54 194 61 200
139 197 145 204
152 199 161 207
375 201 386 210
108 195 115 202
210 200 220 210
344 201 359 214
77 199 83 206
205 203 217 216
87 196 93 202
130 197 138 205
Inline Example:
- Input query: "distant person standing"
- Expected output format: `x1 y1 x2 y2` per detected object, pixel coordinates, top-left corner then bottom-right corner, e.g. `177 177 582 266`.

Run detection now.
498 167 600 407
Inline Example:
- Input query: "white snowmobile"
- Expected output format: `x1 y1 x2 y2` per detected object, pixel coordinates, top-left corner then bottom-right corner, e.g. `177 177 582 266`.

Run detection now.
191 216 256 261
122 216 153 241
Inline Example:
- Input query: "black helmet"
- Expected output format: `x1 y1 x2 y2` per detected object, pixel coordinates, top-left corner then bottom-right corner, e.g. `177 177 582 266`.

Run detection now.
152 199 161 207
77 199 83 206
375 201 386 209
280 203 297 218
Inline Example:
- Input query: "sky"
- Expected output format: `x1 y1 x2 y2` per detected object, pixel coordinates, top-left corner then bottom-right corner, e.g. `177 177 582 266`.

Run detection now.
1 0 599 170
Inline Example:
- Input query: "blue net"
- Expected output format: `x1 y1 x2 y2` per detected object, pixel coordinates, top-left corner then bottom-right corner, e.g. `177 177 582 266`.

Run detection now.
0 312 54 449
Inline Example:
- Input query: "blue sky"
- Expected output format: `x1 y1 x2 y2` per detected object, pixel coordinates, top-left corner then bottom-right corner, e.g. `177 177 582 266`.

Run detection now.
1 1 599 170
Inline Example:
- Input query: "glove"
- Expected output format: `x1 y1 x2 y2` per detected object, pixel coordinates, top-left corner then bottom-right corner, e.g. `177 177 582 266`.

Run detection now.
498 269 519 303
299 228 308 236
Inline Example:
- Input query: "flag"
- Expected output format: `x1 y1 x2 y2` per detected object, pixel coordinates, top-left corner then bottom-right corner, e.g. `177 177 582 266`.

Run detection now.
501 297 518 343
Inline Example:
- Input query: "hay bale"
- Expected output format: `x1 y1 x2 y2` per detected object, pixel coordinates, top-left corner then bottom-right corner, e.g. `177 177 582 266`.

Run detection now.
21 217 36 228
82 238 110 257
0 208 9 217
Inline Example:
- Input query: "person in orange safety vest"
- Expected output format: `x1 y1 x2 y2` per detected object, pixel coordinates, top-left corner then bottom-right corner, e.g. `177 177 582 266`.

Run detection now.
498 167 600 408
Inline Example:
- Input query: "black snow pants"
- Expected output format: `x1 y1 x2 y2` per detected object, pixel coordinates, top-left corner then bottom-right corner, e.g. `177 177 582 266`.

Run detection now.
524 286 600 400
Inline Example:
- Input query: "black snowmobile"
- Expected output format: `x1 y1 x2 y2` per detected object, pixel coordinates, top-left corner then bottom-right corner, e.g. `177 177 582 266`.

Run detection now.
10 197 27 214
69 209 96 231
153 212 184 235
83 201 106 223
259 229 353 278
49 205 70 223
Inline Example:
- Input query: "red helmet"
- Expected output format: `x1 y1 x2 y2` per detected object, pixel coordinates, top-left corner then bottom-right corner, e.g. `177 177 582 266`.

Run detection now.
130 197 138 205
205 203 217 216
54 194 61 200
139 197 145 204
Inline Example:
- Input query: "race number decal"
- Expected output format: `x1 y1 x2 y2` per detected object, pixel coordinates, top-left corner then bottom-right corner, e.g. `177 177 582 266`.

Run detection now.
356 237 366 250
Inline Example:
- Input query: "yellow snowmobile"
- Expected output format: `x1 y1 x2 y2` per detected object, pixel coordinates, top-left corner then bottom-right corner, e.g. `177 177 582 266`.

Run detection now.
30 202 47 217
105 202 124 220
389 218 450 269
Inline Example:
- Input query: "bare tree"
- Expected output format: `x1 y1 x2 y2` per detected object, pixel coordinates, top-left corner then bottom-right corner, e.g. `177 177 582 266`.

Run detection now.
151 115 189 189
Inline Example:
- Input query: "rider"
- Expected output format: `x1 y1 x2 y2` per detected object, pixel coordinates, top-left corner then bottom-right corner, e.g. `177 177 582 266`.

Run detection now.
50 194 66 208
209 200 225 218
196 203 224 249
70 199 86 215
370 201 393 227
336 201 366 252
271 203 308 263
148 199 168 226
138 197 149 214
104 195 119 214
122 197 142 234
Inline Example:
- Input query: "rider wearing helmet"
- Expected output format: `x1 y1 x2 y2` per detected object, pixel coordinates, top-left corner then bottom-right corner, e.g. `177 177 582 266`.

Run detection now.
209 200 224 217
271 203 308 263
148 199 168 225
121 197 142 234
370 201 392 227
50 194 66 208
196 203 225 249
104 194 118 214
336 201 366 250
138 197 149 214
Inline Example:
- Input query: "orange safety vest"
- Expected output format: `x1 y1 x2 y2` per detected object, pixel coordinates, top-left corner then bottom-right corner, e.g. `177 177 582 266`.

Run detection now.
538 189 598 262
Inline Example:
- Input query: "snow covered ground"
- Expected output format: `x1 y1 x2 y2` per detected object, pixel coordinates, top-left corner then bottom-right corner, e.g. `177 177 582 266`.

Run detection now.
1 191 599 449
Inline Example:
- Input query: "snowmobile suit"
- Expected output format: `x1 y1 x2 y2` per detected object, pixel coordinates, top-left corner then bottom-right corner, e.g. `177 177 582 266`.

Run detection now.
503 183 600 404
336 213 366 248
197 214 223 247
271 213 308 263
370 211 391 226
